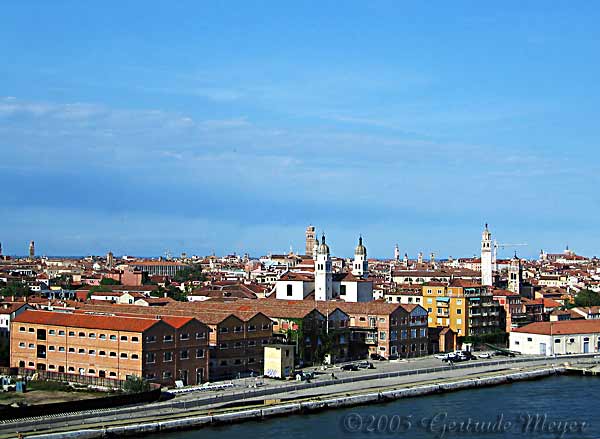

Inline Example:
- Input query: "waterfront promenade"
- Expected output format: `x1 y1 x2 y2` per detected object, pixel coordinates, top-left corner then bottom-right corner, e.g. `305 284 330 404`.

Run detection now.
3 354 597 438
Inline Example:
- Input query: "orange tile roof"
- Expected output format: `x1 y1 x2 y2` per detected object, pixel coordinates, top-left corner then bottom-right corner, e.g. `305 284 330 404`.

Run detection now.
513 319 600 335
13 309 161 332
160 316 195 328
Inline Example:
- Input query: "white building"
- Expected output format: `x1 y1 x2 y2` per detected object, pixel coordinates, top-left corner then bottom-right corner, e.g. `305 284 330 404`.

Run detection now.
510 320 600 356
274 234 373 302
481 224 493 286
315 235 334 300
274 272 315 300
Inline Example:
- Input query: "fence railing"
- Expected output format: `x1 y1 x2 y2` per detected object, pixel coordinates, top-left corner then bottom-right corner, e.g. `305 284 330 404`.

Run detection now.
0 367 126 389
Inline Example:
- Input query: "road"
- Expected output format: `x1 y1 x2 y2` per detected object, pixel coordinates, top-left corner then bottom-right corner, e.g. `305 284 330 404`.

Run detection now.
1 354 594 438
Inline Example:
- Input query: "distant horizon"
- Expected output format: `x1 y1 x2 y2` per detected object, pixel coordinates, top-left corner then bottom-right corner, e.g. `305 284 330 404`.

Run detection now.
0 245 588 262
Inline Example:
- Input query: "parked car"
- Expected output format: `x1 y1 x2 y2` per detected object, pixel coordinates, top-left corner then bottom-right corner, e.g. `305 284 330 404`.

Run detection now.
370 353 386 361
434 354 448 360
357 361 375 369
341 363 359 371
294 371 315 380
442 351 473 362
460 351 475 360
477 352 493 359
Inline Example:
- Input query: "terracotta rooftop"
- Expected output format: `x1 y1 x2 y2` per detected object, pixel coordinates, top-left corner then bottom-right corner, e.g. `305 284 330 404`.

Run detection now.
513 319 600 335
13 309 161 332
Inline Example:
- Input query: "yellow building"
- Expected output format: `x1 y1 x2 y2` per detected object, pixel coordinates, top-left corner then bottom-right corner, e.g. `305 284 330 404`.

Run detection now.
422 280 503 337
264 344 295 378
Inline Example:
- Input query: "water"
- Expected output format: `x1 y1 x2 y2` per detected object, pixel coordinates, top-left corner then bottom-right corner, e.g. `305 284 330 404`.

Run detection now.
160 376 599 439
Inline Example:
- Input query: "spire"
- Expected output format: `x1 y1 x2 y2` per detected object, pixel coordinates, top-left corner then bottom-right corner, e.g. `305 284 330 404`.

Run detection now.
317 233 330 255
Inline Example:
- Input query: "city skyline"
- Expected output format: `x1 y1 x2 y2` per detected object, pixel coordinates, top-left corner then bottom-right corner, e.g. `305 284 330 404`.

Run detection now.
0 226 584 261
2 2 600 257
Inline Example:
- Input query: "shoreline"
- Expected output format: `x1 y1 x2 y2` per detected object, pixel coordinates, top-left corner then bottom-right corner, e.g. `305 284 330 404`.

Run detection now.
26 366 566 439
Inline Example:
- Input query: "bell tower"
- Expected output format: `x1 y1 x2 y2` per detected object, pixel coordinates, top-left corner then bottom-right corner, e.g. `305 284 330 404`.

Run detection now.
481 224 493 286
508 254 522 294
314 234 333 301
305 225 316 256
352 236 368 278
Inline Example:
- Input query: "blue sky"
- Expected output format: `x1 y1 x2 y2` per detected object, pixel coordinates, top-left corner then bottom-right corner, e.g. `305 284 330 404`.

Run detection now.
1 2 599 259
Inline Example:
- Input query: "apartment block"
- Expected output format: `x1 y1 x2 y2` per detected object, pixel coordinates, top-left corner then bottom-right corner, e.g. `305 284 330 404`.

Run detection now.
10 310 209 386
422 280 503 337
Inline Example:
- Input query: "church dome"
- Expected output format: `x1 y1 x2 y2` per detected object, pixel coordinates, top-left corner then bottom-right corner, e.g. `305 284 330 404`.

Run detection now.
355 236 367 257
317 234 330 255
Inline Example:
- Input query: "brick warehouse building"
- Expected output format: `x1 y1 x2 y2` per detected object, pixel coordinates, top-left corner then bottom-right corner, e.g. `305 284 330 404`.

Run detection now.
10 310 210 386
76 303 274 380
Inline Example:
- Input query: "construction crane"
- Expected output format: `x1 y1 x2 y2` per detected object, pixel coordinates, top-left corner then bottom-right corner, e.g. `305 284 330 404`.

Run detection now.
493 240 528 267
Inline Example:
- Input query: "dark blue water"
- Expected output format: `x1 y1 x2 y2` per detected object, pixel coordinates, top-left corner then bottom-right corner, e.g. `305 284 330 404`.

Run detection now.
162 376 599 439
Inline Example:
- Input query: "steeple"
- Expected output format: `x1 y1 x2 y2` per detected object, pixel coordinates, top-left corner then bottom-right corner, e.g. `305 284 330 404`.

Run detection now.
352 236 368 278
317 233 330 255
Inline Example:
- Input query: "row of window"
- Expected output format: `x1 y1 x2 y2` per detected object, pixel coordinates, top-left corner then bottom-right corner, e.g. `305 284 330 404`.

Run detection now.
385 343 426 354
17 343 139 359
17 361 119 377
426 298 464 305
379 328 427 341
218 324 270 333
220 339 270 349
146 332 206 343
18 327 210 344
210 357 257 367
146 349 205 363
145 368 204 380
18 327 140 342
520 336 596 344
357 316 427 325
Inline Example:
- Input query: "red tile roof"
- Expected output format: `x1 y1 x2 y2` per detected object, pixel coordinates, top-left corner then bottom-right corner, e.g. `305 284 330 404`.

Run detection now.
13 309 161 332
513 319 600 335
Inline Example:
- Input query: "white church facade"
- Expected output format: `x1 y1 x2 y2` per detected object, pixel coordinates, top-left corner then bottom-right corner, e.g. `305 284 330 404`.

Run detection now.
275 235 374 302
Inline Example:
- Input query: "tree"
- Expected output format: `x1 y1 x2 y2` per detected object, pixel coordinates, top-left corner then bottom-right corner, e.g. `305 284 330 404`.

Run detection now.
155 285 188 302
172 265 205 283
52 274 73 289
123 375 150 393
0 281 31 298
100 278 121 286
574 289 600 307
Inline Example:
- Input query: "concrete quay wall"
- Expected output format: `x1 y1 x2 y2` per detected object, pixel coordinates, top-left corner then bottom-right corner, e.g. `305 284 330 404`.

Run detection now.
28 366 565 439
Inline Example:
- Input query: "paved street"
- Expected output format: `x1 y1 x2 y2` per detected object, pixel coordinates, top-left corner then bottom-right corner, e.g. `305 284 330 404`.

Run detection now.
3 353 591 438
